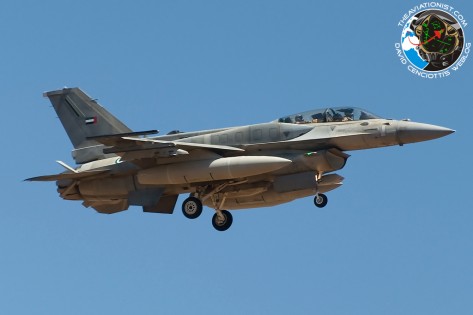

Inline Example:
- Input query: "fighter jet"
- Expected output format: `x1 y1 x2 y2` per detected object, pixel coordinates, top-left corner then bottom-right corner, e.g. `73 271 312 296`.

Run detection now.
27 88 454 231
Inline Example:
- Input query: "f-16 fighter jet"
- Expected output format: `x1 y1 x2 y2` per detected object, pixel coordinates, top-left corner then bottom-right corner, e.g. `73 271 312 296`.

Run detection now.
27 88 454 231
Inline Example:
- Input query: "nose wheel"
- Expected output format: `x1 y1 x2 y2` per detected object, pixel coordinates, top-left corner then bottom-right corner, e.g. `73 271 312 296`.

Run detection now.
313 193 328 208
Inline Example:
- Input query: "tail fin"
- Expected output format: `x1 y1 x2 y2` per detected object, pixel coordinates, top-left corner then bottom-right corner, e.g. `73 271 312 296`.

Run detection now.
44 87 132 164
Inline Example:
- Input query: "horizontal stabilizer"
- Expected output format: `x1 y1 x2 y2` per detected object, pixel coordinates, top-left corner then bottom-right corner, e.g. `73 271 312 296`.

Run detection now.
25 170 109 182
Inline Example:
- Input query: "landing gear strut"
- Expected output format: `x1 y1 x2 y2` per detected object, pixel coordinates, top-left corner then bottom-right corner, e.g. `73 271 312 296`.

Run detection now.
182 181 243 231
314 172 328 208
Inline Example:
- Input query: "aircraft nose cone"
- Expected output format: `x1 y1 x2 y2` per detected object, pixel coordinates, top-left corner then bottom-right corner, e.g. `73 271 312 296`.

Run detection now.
397 121 455 145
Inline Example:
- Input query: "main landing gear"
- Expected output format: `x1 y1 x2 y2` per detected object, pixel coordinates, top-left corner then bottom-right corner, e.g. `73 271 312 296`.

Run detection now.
181 173 330 230
182 196 203 219
182 195 233 231
212 210 233 231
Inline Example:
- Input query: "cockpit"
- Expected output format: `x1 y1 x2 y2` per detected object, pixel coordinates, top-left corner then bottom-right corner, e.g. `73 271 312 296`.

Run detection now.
275 107 381 124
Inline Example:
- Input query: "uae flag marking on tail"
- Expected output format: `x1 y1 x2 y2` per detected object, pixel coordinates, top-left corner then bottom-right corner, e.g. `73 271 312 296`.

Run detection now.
85 117 98 125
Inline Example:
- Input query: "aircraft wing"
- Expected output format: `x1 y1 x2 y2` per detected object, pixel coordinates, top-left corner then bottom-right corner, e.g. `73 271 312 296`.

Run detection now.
90 134 244 161
122 137 244 152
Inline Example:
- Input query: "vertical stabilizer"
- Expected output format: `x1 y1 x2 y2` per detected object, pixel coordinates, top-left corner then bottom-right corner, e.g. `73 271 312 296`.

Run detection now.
44 87 132 164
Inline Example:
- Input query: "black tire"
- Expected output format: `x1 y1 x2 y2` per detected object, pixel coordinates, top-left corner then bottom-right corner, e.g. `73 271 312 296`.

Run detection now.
212 210 233 231
313 194 328 208
182 197 203 219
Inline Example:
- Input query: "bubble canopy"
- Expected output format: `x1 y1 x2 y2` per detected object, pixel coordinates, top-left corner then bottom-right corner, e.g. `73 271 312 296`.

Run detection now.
275 107 381 124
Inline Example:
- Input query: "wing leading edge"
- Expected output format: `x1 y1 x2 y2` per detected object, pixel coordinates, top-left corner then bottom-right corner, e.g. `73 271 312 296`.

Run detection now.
93 136 244 161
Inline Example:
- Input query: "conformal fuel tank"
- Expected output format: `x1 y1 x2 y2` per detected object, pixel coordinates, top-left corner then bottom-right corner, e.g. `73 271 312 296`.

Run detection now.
137 156 292 185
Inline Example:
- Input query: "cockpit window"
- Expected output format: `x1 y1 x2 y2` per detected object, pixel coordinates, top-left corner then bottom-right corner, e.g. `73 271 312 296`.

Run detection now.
276 107 381 124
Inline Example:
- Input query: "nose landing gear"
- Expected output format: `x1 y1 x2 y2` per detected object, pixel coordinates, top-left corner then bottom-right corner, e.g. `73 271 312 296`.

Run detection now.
313 193 328 208
314 172 328 208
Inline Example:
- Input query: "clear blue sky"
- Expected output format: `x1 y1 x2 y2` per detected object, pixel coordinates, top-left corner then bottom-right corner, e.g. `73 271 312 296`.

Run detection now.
1 1 472 314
